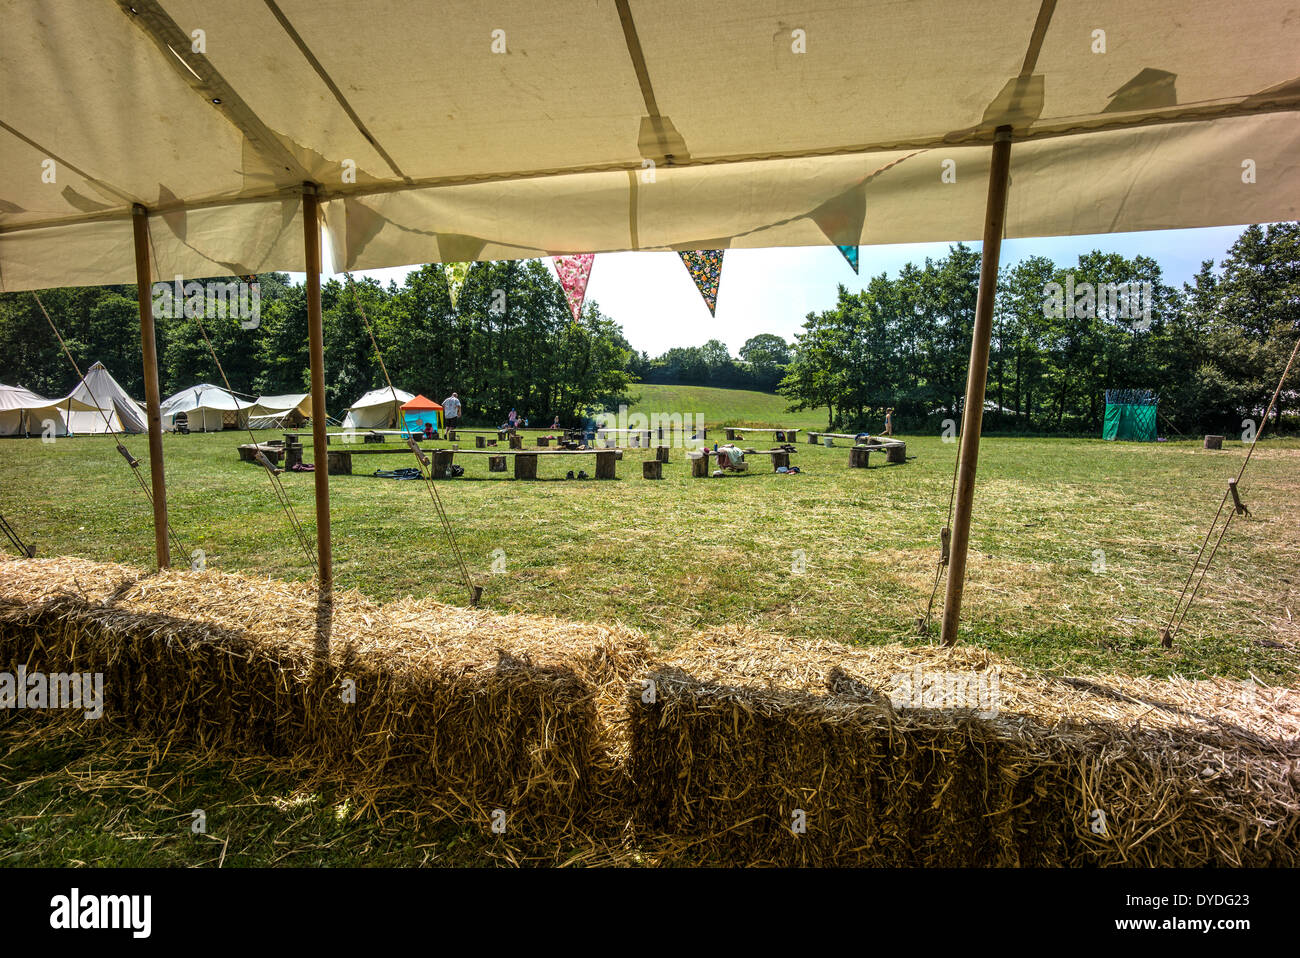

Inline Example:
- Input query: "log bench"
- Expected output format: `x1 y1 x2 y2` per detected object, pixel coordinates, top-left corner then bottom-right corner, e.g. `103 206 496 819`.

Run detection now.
1204 434 1225 450
237 442 284 465
724 427 800 442
848 440 907 468
324 445 624 480
687 447 797 477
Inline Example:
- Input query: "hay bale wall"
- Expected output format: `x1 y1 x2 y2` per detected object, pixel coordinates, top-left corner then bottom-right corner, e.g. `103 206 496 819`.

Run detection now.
1 558 1295 865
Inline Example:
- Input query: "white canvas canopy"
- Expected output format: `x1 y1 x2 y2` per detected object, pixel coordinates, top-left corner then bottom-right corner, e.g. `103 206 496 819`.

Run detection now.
247 393 312 429
1 1 1296 292
0 384 97 437
341 388 414 430
64 361 147 435
159 384 253 432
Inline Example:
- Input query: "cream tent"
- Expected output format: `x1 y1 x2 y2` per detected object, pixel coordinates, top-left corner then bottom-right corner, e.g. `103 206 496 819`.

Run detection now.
341 388 414 430
65 362 148 435
0 1 1296 292
0 384 97 437
247 393 312 429
159 384 253 432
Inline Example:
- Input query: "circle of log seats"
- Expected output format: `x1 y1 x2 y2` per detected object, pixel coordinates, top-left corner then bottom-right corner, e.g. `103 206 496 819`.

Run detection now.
488 455 507 472
476 435 486 448
1204 435 1224 449
886 442 907 464
513 453 538 479
642 459 663 479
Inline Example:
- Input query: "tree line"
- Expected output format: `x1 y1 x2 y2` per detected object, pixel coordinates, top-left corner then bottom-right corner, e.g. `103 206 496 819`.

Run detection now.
0 260 635 427
778 223 1299 435
2 223 1295 435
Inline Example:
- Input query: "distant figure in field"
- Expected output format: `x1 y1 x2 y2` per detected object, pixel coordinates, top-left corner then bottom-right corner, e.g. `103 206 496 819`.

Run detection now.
884 407 894 436
551 415 561 430
442 392 461 430
507 408 519 431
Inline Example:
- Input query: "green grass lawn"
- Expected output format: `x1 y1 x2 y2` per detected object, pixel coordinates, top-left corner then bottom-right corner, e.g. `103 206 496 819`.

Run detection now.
1 390 1295 681
624 382 833 430
2 387 1297 867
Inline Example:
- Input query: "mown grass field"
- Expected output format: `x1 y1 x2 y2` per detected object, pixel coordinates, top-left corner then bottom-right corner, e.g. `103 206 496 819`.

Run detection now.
2 384 1297 867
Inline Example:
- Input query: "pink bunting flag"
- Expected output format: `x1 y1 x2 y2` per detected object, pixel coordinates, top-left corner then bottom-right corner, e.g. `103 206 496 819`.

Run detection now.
552 254 595 322
678 250 725 316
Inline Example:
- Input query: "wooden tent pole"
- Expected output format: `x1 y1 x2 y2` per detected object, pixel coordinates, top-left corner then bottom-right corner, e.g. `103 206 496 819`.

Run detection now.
132 204 170 569
940 126 1013 647
303 183 333 657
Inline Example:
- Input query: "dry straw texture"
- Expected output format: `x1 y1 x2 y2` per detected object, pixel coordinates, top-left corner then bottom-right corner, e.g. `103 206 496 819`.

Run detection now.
1 557 1295 865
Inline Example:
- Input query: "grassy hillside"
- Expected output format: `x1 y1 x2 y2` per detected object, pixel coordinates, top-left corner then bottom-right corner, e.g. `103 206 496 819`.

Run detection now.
621 383 834 431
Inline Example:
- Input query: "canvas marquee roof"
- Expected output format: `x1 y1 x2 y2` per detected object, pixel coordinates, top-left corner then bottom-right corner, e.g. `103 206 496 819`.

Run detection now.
2 0 1298 292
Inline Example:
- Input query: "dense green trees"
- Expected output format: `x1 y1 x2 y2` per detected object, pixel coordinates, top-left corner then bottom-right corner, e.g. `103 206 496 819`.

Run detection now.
2 224 1294 435
0 260 633 426
779 224 1299 434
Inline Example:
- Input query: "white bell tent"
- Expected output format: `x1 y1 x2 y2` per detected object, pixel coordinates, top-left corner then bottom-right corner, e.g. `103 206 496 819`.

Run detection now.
64 361 148 435
340 387 415 430
159 384 253 432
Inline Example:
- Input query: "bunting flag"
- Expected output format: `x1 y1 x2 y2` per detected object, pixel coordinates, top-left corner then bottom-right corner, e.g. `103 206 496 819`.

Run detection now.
552 254 595 322
446 261 470 309
678 250 725 316
836 245 860 274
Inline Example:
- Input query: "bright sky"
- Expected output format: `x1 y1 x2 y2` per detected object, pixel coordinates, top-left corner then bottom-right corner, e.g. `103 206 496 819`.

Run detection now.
310 225 1247 357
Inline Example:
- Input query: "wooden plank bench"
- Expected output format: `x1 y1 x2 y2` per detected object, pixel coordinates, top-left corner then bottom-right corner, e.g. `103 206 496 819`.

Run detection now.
237 442 284 465
453 447 622 479
723 426 800 442
848 439 907 467
686 447 796 477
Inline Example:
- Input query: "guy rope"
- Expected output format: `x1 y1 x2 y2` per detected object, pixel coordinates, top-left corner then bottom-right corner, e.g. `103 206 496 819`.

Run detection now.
30 289 187 563
345 273 480 606
1160 333 1300 646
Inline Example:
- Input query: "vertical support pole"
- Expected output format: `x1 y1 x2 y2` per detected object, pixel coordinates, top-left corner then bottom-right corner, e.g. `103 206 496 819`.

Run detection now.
132 204 170 569
303 183 332 659
940 126 1013 647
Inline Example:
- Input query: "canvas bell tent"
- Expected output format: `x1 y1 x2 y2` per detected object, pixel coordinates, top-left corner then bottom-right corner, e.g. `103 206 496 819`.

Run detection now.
159 384 253 432
64 362 147 435
400 395 443 435
248 393 312 429
341 388 415 430
0 385 97 437
1103 389 1159 442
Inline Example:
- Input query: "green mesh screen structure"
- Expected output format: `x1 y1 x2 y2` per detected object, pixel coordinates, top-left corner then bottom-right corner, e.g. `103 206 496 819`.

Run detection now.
1102 389 1158 441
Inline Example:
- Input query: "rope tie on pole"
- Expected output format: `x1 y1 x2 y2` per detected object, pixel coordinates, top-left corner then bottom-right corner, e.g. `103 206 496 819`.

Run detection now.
919 439 962 634
30 289 187 562
1160 333 1299 647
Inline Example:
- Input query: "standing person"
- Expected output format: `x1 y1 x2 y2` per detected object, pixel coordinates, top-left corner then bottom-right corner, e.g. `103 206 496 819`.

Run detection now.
442 391 461 431
551 415 561 430
884 407 894 436
507 408 519 431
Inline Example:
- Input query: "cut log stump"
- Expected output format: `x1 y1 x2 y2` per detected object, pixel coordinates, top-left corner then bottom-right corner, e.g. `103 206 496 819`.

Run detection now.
1204 435 1224 450
849 446 871 469
656 446 670 462
475 435 486 448
488 455 506 472
595 451 617 479
326 450 352 475
886 442 907 464
642 459 662 479
513 454 538 479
